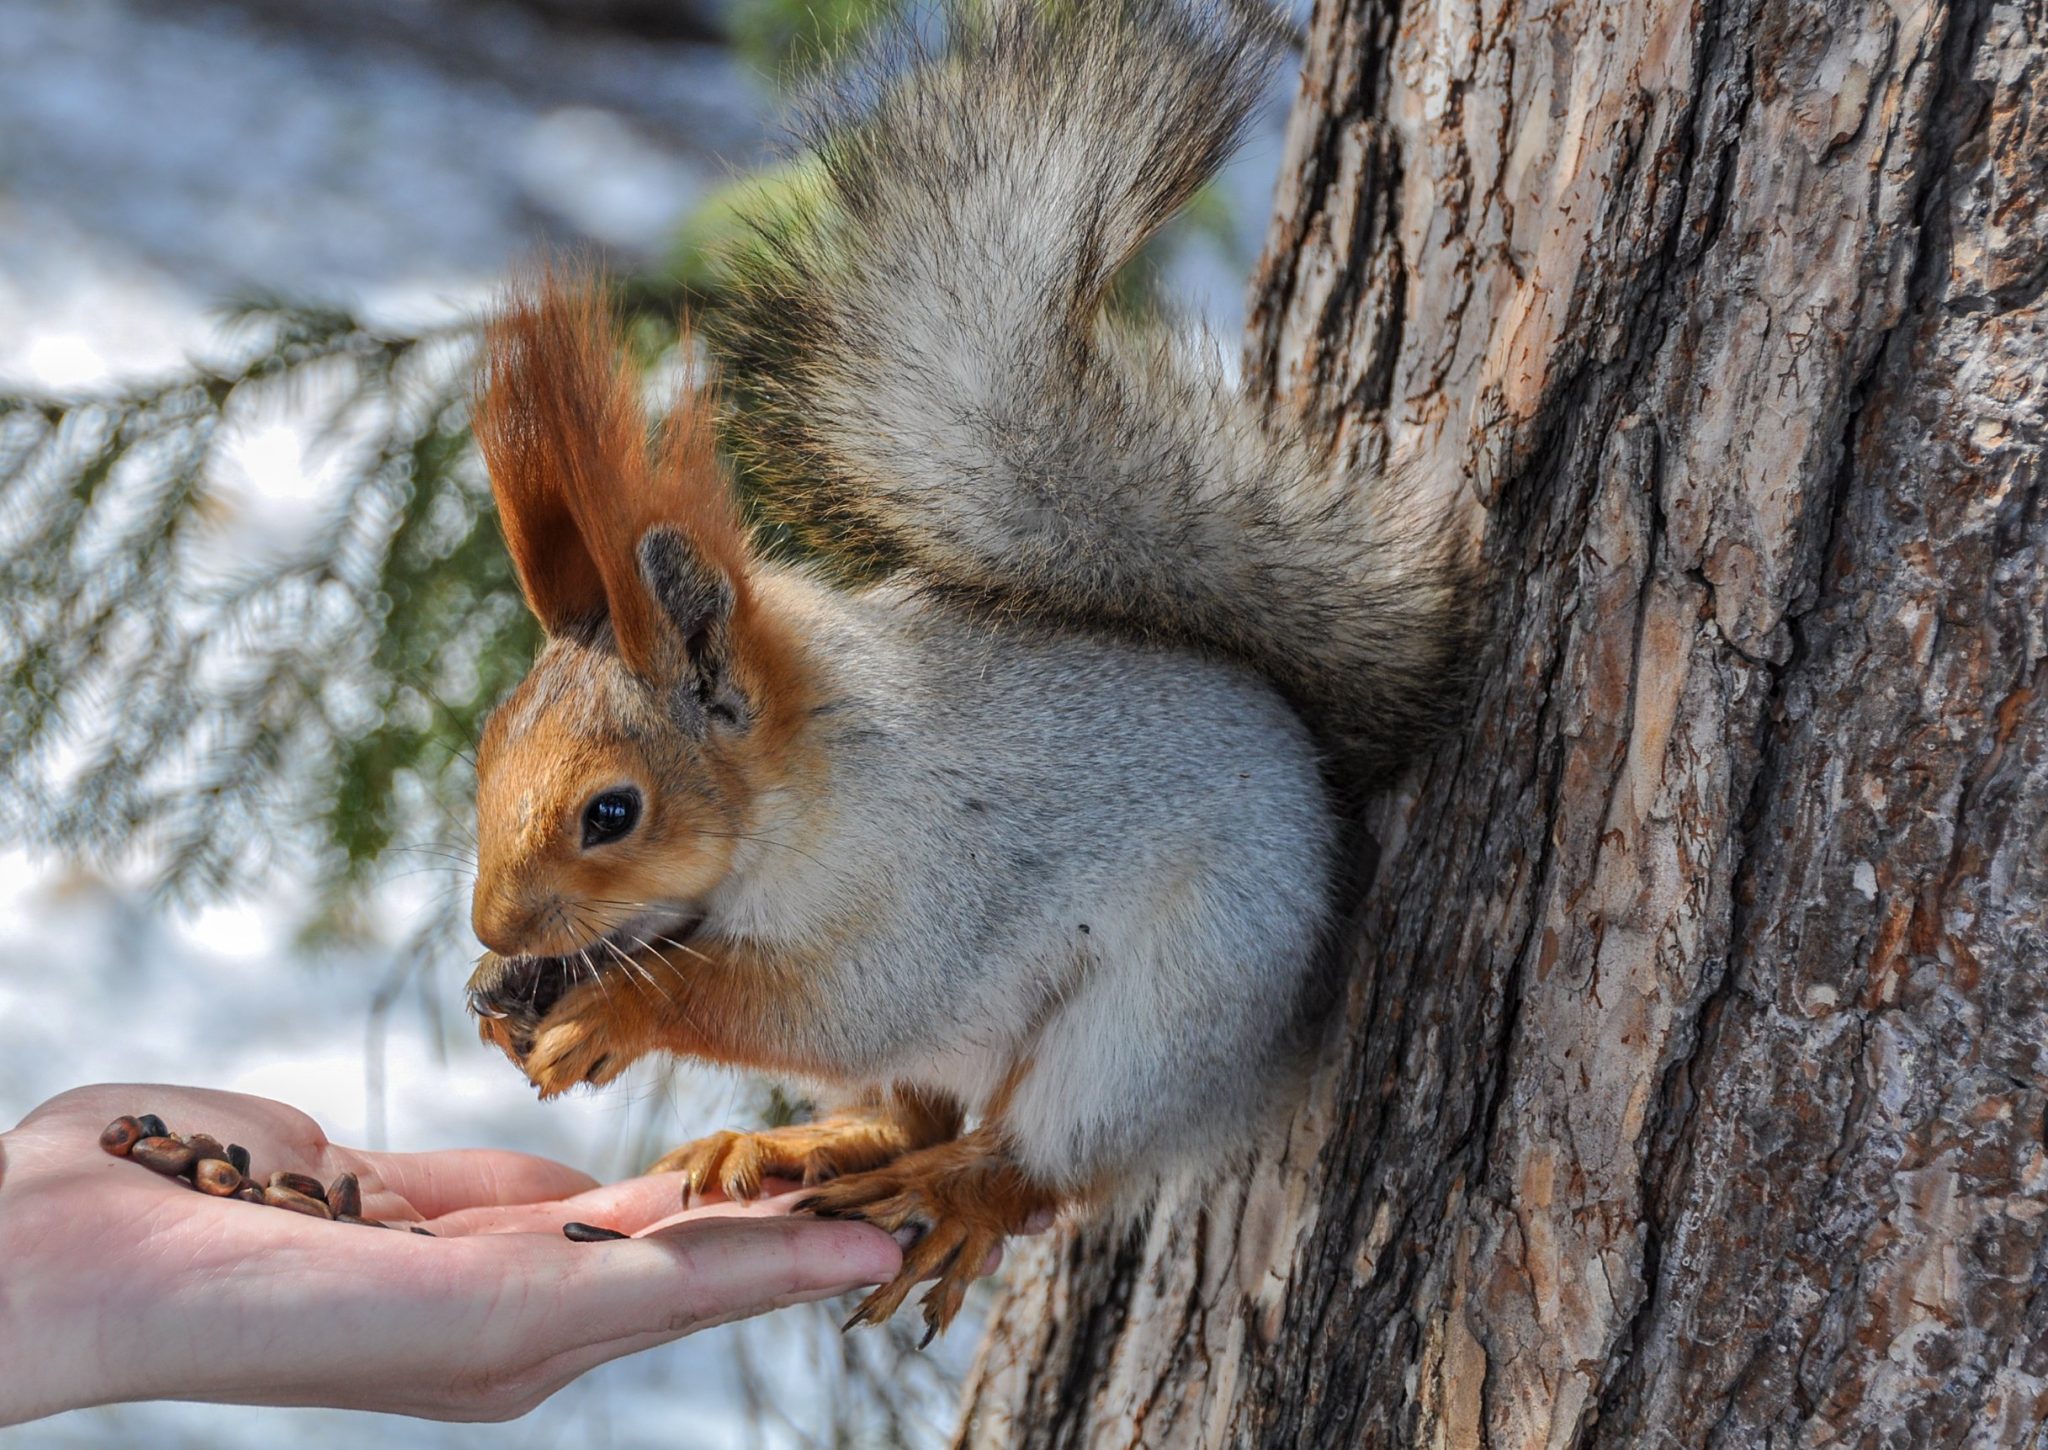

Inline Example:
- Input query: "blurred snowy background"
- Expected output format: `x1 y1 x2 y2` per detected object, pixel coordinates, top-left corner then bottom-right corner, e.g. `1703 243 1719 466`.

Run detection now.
0 0 1296 1445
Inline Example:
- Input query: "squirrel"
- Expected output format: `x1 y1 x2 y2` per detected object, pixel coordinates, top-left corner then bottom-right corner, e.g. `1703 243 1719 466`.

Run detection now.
462 0 1477 1341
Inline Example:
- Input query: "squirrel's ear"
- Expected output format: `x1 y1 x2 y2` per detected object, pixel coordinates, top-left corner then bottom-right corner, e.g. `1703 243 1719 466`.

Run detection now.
474 265 746 680
638 527 751 730
491 484 609 637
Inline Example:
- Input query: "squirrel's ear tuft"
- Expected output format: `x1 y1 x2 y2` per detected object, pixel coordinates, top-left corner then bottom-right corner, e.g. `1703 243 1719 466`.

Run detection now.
473 268 615 638
473 263 749 679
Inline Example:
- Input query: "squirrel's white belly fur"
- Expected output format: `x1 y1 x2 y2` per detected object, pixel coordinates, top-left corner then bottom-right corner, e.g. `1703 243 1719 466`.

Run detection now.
702 572 1336 1191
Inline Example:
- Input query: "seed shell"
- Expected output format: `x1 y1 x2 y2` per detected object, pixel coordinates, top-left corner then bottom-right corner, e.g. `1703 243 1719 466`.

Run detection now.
99 1117 143 1157
325 1171 362 1219
194 1159 243 1196
263 1184 335 1219
130 1136 197 1176
269 1170 326 1200
561 1222 630 1243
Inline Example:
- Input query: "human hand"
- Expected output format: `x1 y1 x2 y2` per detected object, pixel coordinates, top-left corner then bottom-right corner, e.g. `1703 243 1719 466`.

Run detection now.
0 1083 902 1425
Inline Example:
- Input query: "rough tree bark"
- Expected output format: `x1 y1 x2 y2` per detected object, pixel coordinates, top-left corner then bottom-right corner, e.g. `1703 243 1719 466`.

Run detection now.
957 0 2047 1440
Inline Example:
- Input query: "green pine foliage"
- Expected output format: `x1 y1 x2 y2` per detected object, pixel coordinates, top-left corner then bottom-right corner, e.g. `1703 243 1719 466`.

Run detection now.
0 3 1246 946
1 309 512 935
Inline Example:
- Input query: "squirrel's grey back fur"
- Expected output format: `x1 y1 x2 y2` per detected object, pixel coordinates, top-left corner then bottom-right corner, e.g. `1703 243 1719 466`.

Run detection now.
721 0 1479 779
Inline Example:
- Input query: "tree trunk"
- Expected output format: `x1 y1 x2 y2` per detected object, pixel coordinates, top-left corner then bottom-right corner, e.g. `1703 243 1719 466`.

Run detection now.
956 0 2048 1439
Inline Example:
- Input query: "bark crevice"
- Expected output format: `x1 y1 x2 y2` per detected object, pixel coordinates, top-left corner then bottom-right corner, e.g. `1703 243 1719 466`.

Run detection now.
961 0 2048 1438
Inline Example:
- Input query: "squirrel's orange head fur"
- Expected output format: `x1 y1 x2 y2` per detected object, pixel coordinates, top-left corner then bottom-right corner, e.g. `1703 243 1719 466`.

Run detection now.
467 267 807 973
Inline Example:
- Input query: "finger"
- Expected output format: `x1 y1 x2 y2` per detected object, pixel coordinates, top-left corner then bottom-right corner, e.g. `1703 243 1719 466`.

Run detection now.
537 1216 902 1342
267 1219 896 1418
341 1148 600 1218
424 1174 813 1238
630 1189 811 1237
631 1193 1006 1282
423 1173 697 1237
639 1193 1004 1273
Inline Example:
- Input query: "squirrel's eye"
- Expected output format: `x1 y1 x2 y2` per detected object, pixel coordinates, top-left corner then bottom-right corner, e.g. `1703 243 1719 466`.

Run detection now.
581 789 641 848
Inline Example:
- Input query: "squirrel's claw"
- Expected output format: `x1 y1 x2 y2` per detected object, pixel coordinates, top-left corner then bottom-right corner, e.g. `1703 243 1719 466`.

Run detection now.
650 1111 935 1204
795 1132 1055 1341
656 1129 772 1202
813 1186 1003 1342
513 977 650 1098
833 1207 995 1340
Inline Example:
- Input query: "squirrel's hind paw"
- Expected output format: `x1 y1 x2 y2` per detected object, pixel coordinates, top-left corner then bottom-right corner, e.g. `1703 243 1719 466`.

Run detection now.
796 1129 1059 1342
842 1211 1008 1345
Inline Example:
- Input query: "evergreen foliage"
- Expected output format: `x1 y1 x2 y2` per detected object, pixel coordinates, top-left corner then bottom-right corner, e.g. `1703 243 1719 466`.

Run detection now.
0 4 1246 945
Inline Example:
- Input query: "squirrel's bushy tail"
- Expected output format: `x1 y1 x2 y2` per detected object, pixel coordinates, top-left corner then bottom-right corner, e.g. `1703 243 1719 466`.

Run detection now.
721 0 1478 776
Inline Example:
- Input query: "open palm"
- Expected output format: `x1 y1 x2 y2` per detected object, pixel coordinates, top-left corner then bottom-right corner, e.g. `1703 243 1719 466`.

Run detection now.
0 1084 900 1424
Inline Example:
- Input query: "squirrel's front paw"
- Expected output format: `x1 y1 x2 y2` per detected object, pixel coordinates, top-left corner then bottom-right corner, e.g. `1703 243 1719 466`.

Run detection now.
797 1130 1058 1343
649 1111 927 1202
519 979 648 1098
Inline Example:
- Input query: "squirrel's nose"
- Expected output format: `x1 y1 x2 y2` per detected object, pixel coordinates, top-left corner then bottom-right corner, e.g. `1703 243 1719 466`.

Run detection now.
471 889 537 958
474 923 523 957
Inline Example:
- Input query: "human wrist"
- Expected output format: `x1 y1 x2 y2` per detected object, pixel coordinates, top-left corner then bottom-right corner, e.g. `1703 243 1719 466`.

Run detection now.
0 1137 93 1423
0 1122 167 1425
